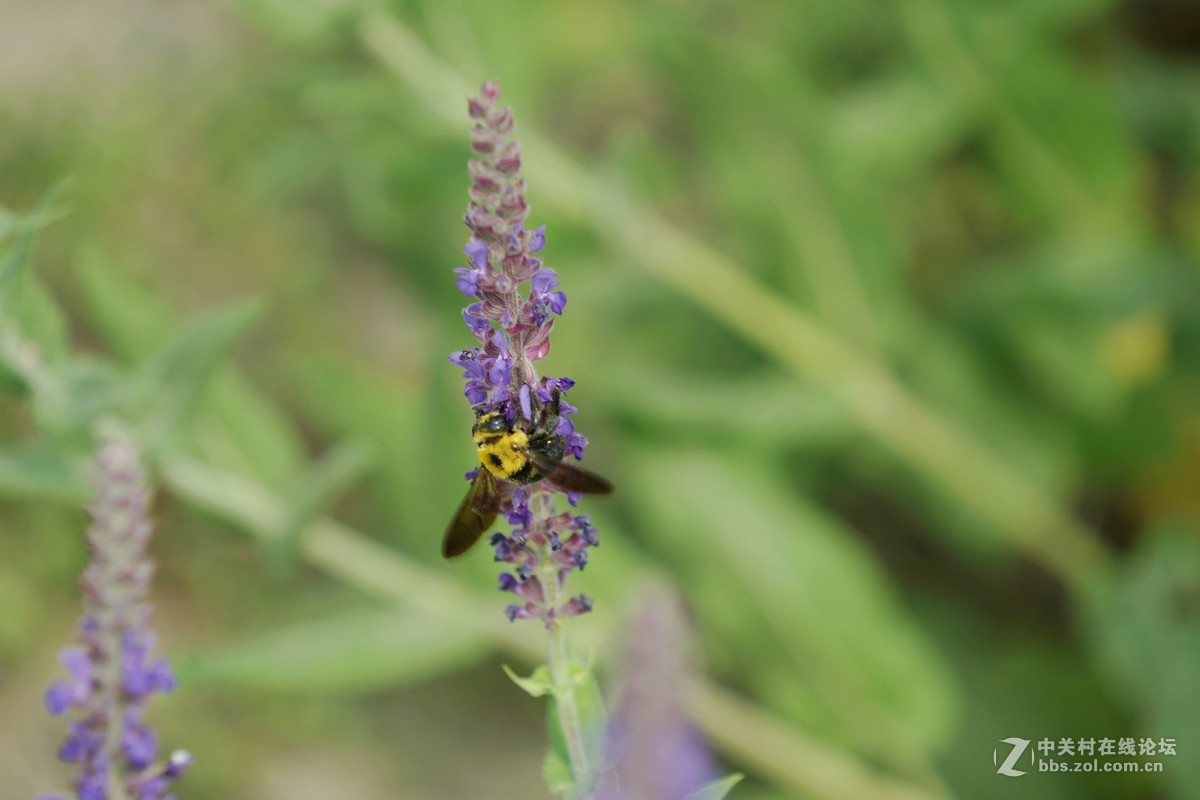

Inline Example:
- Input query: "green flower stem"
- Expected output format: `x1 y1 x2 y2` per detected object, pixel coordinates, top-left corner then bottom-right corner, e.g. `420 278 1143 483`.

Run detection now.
531 486 593 796
541 553 592 796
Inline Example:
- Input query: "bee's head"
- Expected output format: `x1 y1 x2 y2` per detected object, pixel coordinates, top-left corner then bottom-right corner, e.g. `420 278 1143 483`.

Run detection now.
473 410 510 435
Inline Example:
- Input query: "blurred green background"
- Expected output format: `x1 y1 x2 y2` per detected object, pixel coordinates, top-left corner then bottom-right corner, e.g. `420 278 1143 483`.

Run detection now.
2 0 1200 798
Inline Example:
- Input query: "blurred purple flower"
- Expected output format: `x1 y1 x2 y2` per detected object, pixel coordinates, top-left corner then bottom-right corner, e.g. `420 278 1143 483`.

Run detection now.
41 438 190 800
596 589 718 800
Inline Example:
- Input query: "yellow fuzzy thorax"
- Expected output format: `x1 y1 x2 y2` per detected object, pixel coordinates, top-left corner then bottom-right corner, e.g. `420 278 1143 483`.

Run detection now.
475 426 529 479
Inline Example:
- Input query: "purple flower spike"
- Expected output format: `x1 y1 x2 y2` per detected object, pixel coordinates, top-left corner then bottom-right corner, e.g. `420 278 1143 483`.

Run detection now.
451 83 607 632
40 438 190 800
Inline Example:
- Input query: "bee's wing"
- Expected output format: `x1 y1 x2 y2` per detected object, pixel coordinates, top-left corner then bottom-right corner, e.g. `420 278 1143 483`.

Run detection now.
442 469 502 558
532 455 614 495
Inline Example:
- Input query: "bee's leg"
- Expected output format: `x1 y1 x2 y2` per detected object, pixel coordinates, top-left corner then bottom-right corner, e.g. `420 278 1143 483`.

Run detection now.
540 386 561 434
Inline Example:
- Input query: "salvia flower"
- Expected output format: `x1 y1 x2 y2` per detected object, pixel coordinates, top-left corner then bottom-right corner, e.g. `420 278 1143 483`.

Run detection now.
596 588 717 800
450 81 597 626
40 439 190 800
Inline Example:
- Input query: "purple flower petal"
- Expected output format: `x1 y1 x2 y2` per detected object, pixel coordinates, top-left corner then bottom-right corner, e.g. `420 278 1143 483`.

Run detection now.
530 268 558 294
464 239 489 269
121 711 158 770
44 682 74 716
529 224 546 252
519 384 533 421
58 721 97 763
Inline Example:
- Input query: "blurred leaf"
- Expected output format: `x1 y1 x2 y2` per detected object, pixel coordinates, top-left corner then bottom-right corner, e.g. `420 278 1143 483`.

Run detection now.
547 753 578 796
987 37 1135 204
503 664 553 698
75 253 174 362
830 76 969 185
573 663 608 779
543 749 574 795
0 182 68 314
183 607 490 693
628 447 959 763
1085 522 1200 800
594 362 853 452
292 354 448 539
1008 0 1120 30
270 438 375 565
0 442 89 502
689 774 745 800
136 298 262 450
546 698 575 797
0 184 69 247
0 186 70 367
30 359 135 439
890 311 1076 494
5 282 69 368
229 0 357 47
924 594 1137 800
78 258 304 486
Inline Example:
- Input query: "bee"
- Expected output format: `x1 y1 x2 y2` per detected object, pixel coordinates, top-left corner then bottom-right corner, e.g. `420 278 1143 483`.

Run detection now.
442 388 613 558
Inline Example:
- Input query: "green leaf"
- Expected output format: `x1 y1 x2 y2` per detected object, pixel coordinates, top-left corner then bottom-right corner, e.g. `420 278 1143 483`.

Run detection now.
30 359 135 438
829 77 969 185
1085 523 1200 800
0 182 68 318
135 298 262 450
688 773 744 800
502 663 553 698
268 438 375 566
542 749 574 796
74 253 173 362
77 258 304 486
570 663 608 774
291 354 446 538
592 361 853 453
182 608 490 693
541 661 608 796
545 696 573 795
0 186 71 366
0 442 90 502
627 447 959 763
